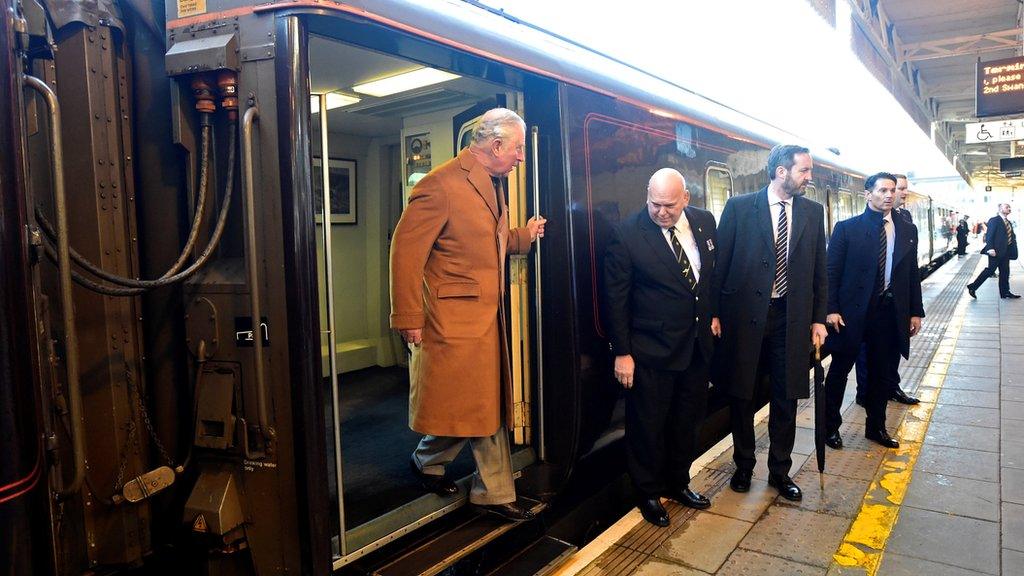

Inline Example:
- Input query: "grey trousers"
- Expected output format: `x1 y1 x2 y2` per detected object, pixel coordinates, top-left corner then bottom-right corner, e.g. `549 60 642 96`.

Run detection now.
412 427 516 505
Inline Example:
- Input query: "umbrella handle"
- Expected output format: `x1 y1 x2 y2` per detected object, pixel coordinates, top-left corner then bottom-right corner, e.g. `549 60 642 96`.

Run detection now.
814 343 821 362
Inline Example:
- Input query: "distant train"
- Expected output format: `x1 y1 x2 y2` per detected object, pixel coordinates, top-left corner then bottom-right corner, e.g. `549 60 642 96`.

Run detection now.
0 0 955 574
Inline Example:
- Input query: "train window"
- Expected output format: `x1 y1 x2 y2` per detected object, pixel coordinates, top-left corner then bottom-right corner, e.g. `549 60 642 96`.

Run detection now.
307 32 535 562
705 165 732 221
839 189 855 221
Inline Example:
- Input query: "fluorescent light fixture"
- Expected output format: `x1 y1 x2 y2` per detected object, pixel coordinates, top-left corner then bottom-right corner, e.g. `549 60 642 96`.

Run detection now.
310 92 361 112
352 68 459 97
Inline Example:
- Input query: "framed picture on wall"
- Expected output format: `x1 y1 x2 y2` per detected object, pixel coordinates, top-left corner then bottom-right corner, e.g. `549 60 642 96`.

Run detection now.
312 157 357 224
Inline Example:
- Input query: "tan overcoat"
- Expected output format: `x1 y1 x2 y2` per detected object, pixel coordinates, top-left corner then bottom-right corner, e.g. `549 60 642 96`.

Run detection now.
389 148 532 437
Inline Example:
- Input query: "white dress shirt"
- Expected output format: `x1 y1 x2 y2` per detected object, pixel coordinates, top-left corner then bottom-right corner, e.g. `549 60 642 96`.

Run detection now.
768 186 792 298
663 212 701 283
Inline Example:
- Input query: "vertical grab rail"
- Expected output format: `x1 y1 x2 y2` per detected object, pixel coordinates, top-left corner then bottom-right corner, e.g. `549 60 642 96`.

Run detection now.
316 94 348 555
24 74 86 499
530 126 545 461
242 105 275 446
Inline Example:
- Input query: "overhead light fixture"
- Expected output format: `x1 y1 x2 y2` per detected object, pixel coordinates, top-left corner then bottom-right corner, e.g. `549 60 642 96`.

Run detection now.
310 92 361 112
352 67 459 97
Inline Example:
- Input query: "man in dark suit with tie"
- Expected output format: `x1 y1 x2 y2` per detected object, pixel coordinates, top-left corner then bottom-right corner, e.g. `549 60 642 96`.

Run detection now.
855 174 920 406
967 203 1020 299
604 168 717 527
822 173 925 450
711 145 828 502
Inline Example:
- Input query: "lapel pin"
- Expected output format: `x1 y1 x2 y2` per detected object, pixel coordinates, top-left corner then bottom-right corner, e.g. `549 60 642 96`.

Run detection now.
706 239 715 251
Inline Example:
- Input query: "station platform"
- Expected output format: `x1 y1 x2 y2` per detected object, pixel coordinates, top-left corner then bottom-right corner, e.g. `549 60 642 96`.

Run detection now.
553 251 1023 576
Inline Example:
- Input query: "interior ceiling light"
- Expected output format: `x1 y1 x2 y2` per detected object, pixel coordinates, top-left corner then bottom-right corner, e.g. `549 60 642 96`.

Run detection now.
352 68 459 97
310 92 361 112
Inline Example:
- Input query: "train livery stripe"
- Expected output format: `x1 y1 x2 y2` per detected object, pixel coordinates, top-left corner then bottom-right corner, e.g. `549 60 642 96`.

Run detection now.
830 302 966 573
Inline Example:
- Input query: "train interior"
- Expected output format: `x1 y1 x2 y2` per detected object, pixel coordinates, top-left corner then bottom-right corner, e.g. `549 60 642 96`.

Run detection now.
306 34 537 557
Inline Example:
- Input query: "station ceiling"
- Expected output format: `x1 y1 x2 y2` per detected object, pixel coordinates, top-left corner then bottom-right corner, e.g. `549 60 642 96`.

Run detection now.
875 0 1021 186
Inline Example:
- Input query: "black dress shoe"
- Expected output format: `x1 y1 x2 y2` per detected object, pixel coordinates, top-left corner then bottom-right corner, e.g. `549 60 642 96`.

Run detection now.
890 388 920 405
409 459 458 496
1002 292 1022 299
968 285 977 299
825 431 843 449
474 502 536 522
767 476 802 501
730 470 752 493
664 487 711 510
637 497 670 527
866 428 900 448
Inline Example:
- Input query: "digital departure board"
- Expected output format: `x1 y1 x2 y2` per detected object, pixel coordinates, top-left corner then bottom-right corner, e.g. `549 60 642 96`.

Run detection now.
977 55 1024 118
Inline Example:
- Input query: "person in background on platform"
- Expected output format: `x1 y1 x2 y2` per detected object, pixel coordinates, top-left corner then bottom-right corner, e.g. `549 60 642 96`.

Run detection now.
822 173 924 451
854 173 920 407
390 108 546 522
956 214 970 256
711 144 828 502
604 168 717 527
967 203 1020 300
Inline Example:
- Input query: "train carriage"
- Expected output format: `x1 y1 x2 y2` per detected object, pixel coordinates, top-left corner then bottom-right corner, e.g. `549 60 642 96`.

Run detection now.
0 1 955 574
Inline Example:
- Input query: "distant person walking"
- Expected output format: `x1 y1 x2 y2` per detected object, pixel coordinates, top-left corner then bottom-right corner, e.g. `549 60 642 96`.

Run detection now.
967 203 1019 299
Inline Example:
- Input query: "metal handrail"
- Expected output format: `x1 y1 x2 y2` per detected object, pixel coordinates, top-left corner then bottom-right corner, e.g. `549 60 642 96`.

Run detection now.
24 74 86 499
242 105 275 445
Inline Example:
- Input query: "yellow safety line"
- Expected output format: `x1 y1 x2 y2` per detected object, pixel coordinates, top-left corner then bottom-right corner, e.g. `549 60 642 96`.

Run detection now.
831 305 966 574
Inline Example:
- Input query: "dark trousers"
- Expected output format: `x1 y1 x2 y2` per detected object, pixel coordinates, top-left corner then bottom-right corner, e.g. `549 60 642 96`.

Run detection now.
969 254 1011 296
855 343 901 402
825 296 900 433
956 236 968 255
730 298 797 481
625 341 709 496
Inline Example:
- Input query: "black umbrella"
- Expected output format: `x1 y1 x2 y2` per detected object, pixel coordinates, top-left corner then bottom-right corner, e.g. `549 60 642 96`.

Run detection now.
813 343 826 488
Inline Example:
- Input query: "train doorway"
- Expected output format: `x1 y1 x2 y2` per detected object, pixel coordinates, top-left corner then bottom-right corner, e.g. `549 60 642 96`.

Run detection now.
306 33 538 565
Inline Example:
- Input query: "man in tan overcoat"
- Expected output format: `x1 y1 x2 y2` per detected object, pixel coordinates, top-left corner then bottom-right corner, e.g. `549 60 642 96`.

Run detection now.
390 108 545 521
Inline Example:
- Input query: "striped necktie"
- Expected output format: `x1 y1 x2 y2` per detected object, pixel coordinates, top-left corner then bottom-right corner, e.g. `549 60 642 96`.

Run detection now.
877 219 889 295
1005 218 1014 245
670 227 697 290
773 201 789 297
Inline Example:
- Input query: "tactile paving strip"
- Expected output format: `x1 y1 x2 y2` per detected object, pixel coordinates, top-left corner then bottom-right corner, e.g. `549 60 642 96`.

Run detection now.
738 505 851 568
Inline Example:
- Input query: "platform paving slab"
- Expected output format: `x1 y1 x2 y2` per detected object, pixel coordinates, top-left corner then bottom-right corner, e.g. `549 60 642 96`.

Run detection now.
738 506 851 568
1003 501 1024 553
914 443 1000 482
631 558 709 576
885 506 999 574
922 420 1000 452
717 548 824 576
1003 440 1024 469
874 552 986 576
930 403 1000 428
1002 400 1024 420
787 469 869 519
1003 548 1024 575
935 388 1000 408
1002 467 1024 505
704 479 776 523
901 471 1000 521
653 512 752 573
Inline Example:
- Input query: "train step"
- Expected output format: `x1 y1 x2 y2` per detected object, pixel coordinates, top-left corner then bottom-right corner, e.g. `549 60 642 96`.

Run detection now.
372 498 547 576
486 536 577 576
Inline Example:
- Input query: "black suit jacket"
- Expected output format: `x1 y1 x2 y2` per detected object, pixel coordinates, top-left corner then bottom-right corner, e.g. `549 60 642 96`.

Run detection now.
603 206 717 372
710 186 828 400
982 215 1018 260
824 208 925 360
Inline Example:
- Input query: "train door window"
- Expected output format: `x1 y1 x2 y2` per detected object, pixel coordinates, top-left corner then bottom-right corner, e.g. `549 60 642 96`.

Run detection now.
839 189 854 221
705 164 732 221
825 185 836 231
307 34 535 564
